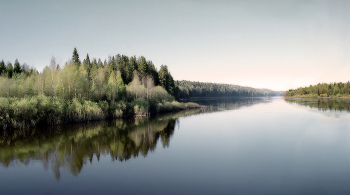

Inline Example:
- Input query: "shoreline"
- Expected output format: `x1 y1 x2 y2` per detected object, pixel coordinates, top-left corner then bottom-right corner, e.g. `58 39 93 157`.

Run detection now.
284 96 350 99
0 96 201 130
179 95 280 101
0 105 201 130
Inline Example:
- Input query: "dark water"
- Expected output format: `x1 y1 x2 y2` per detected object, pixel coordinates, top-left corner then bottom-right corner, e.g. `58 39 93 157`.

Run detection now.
1 97 350 195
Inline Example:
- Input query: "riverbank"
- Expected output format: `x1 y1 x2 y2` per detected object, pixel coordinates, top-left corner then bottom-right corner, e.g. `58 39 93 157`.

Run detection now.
284 94 350 99
0 95 200 129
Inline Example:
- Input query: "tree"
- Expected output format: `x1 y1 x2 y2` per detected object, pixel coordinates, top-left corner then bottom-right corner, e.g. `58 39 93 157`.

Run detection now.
89 58 98 81
49 57 57 96
72 47 81 66
21 63 30 75
137 56 148 79
115 71 125 98
0 60 5 75
13 59 21 74
6 62 13 78
83 54 91 71
97 58 103 69
146 75 154 99
167 73 175 96
129 71 143 99
158 65 168 90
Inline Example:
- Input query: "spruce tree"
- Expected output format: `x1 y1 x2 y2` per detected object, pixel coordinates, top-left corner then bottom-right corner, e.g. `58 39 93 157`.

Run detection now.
0 60 5 75
158 65 168 90
72 47 81 66
83 54 91 71
137 56 148 78
13 59 21 74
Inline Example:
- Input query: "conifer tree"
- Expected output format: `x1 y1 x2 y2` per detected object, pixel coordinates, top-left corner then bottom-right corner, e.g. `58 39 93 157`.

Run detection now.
90 58 98 80
83 54 91 71
0 60 5 75
137 56 148 79
97 58 103 69
158 65 175 96
72 47 81 66
13 59 21 74
159 65 168 90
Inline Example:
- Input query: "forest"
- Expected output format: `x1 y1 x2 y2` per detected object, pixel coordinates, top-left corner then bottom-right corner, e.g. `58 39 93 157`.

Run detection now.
175 80 280 99
0 48 199 128
284 82 350 98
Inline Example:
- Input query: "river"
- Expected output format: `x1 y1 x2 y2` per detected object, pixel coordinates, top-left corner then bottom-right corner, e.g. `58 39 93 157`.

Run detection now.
1 97 350 195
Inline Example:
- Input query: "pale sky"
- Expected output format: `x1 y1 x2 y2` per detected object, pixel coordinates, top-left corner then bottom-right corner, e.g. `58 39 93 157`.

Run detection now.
1 0 349 91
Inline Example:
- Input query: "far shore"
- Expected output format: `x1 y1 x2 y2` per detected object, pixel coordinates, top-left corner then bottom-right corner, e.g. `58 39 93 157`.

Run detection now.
284 95 350 99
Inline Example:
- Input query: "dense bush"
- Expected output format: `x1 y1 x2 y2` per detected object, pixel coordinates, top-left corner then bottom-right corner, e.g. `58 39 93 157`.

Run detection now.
157 101 200 113
132 98 150 116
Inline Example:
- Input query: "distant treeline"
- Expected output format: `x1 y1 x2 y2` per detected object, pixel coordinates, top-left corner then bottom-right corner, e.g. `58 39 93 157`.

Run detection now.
285 82 350 98
0 48 199 129
175 80 281 99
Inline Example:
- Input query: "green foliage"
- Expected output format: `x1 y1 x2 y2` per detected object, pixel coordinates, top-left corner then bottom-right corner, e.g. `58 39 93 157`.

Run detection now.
149 86 175 102
72 47 81 66
285 81 350 98
0 49 199 129
175 80 278 99
0 60 6 75
158 65 176 96
13 59 21 74
156 101 200 113
132 98 149 116
109 100 131 118
6 63 13 78
83 54 91 72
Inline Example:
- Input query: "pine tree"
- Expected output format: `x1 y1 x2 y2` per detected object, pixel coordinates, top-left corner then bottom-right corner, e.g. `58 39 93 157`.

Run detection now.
72 47 81 66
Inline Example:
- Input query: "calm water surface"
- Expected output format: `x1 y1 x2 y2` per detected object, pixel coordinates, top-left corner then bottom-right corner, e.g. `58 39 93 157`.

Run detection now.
1 97 350 195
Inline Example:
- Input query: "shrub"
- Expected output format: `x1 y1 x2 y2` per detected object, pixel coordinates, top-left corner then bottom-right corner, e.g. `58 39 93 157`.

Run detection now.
132 98 149 116
82 100 105 121
149 86 175 103
98 100 109 114
110 101 128 118
185 102 200 109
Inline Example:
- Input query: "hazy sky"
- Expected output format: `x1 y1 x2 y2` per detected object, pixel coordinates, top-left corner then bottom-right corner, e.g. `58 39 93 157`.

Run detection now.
1 0 349 91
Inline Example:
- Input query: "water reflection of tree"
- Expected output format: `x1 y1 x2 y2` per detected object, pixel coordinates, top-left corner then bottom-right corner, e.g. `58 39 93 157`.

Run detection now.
0 110 197 180
284 98 350 112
